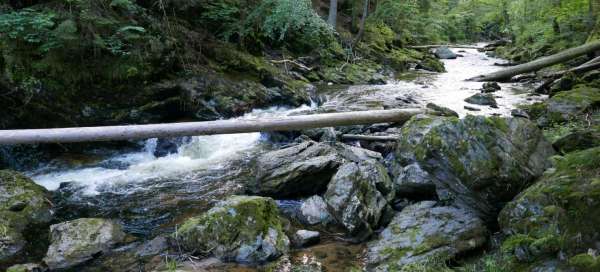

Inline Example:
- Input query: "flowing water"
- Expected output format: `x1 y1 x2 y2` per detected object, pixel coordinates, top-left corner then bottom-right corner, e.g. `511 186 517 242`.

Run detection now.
22 46 545 270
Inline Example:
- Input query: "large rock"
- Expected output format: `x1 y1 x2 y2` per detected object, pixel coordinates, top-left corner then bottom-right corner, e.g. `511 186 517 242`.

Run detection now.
324 160 395 241
394 115 554 222
541 86 600 125
464 93 498 108
43 218 126 270
394 163 436 198
248 141 343 198
499 147 600 269
175 196 289 264
552 129 600 154
434 46 457 59
299 195 333 226
0 170 52 264
366 201 488 271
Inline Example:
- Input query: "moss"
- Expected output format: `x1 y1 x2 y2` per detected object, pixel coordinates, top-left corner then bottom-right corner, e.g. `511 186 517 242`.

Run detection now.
501 234 535 253
568 253 600 272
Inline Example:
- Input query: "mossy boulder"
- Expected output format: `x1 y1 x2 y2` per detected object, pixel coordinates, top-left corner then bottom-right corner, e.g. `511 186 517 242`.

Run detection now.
324 160 395 241
538 86 600 125
0 170 52 265
552 128 600 154
366 201 488 271
43 218 126 270
175 196 290 264
394 115 554 222
499 147 600 268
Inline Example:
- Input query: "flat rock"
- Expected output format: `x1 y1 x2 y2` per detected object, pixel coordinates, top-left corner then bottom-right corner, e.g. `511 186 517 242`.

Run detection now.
293 230 320 248
465 93 498 108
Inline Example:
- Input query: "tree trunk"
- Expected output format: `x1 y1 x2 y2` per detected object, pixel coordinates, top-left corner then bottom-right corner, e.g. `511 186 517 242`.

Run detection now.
353 0 370 45
468 40 600 82
408 45 483 50
0 109 424 145
342 134 398 141
328 0 338 27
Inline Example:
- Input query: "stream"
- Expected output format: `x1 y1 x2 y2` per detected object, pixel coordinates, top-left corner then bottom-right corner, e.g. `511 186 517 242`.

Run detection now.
24 45 545 271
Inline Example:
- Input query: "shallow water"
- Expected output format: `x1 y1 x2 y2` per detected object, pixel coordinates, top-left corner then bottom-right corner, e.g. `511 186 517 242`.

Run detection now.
24 45 545 270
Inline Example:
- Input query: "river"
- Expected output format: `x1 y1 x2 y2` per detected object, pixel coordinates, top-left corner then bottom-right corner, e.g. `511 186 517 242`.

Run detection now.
24 45 545 271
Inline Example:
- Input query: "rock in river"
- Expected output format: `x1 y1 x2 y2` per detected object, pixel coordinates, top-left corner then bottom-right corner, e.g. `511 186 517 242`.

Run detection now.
0 170 52 265
366 201 488 271
394 115 554 222
175 196 290 264
464 93 498 108
43 218 126 270
324 160 395 241
248 141 343 198
434 46 457 59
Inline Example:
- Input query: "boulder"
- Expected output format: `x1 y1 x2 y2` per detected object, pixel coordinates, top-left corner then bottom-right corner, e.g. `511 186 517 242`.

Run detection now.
511 108 530 119
464 93 498 108
292 230 320 248
552 129 600 154
6 263 46 272
299 195 333 226
394 163 436 199
324 161 395 241
0 170 52 264
499 147 600 270
175 196 289 264
394 115 554 222
43 218 126 270
482 82 501 93
434 47 457 59
153 137 191 157
426 103 459 117
542 86 600 124
248 141 343 198
366 201 488 271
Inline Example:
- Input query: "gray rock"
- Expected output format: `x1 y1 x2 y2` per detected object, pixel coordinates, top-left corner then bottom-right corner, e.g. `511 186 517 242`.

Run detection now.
248 141 343 198
5 263 46 272
465 93 498 108
293 230 320 248
464 105 481 111
552 129 600 154
426 103 459 117
175 196 289 264
300 195 333 226
482 82 501 93
434 47 457 59
0 170 52 264
135 236 169 258
395 115 554 223
324 161 394 241
543 86 600 124
43 218 126 270
511 109 530 119
394 163 436 198
366 201 488 271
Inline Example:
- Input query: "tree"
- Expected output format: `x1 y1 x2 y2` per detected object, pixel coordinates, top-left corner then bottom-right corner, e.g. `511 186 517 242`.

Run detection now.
328 0 337 27
354 0 370 44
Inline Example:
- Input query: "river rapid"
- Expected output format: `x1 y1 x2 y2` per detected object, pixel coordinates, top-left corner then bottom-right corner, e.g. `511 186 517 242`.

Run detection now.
24 45 545 271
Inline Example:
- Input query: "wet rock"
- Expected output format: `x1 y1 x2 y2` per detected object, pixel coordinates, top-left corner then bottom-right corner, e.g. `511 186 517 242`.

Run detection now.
293 230 320 248
465 93 498 108
548 74 577 96
135 236 169 258
6 263 46 272
482 82 501 93
464 105 481 111
394 163 436 199
175 196 289 264
366 201 488 271
368 73 387 85
426 103 459 117
499 147 600 268
153 137 191 157
0 170 52 265
511 108 530 119
395 115 554 222
324 161 395 241
552 129 600 154
434 46 457 59
248 141 343 198
300 196 333 226
43 218 126 270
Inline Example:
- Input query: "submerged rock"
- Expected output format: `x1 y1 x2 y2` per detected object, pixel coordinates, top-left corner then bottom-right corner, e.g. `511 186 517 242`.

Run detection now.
499 147 600 269
324 161 395 241
43 218 126 270
0 170 52 265
434 47 457 59
248 141 343 198
394 115 554 222
175 196 289 264
366 201 487 271
464 93 498 108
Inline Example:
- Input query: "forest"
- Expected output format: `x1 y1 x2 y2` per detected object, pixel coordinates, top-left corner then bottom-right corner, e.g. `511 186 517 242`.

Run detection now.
0 0 599 271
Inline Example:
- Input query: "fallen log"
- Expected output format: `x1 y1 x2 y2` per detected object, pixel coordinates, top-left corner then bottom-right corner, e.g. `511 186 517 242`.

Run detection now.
407 44 483 50
341 134 398 141
0 109 424 145
468 40 600 82
535 58 600 94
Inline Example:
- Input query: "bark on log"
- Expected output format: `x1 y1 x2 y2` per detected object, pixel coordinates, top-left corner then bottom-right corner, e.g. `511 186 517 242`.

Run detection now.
468 40 600 82
341 134 398 141
0 109 424 145
407 45 483 50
